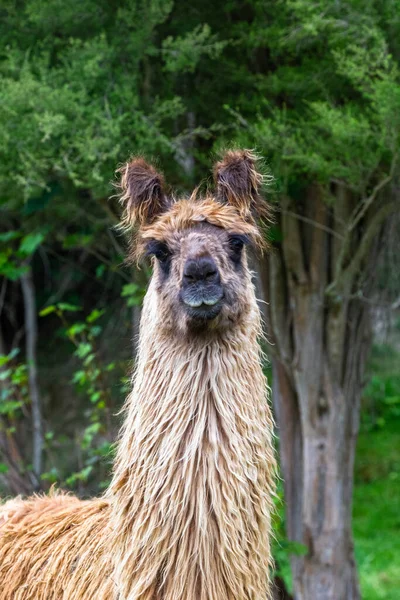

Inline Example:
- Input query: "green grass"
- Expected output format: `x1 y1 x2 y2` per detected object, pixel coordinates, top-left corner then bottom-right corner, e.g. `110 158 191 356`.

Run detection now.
353 343 400 600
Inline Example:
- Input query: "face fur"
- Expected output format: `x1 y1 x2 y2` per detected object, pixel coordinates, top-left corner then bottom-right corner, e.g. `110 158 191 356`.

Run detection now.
146 222 253 334
117 150 270 336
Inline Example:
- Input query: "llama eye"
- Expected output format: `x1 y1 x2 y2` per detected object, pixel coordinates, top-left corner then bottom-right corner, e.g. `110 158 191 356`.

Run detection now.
228 235 248 253
146 241 171 263
228 234 249 266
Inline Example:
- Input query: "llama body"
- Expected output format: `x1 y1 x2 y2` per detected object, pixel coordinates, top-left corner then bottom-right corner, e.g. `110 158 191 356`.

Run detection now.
0 151 275 599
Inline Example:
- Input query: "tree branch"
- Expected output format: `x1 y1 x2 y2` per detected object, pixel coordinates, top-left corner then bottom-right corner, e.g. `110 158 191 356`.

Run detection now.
21 265 43 484
327 201 398 296
278 207 343 240
349 153 398 232
333 162 397 285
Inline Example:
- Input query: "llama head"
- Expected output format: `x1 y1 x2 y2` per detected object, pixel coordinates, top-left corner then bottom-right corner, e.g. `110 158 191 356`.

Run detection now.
117 150 271 335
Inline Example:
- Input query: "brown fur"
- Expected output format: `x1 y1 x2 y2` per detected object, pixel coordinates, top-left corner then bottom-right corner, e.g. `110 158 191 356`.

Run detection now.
134 196 266 262
0 150 276 600
0 493 112 598
118 157 168 229
214 149 272 221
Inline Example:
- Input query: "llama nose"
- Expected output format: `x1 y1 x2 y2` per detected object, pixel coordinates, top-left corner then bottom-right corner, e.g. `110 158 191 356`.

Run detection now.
183 256 220 285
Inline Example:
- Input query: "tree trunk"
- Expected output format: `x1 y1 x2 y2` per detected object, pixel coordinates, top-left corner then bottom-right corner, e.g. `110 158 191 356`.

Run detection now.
21 266 43 484
261 185 387 600
272 355 362 599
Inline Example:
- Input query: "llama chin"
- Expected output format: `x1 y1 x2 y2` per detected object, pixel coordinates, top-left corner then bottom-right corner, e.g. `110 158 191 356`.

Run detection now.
0 149 276 600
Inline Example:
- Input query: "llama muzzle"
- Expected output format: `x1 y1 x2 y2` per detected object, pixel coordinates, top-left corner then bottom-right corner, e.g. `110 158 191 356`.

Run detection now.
180 254 224 321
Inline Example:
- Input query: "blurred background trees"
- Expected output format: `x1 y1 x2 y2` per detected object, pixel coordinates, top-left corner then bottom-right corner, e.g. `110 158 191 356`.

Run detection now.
1 1 399 598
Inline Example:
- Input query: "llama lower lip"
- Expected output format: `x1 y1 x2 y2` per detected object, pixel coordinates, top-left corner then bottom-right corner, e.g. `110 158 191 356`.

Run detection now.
203 298 219 306
186 302 222 321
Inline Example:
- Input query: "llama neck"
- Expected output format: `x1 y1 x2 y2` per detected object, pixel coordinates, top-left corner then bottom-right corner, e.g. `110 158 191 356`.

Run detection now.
108 288 275 600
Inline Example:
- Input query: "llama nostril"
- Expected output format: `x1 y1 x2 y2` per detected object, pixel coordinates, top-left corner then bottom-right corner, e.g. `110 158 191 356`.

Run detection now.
205 269 217 280
183 256 220 285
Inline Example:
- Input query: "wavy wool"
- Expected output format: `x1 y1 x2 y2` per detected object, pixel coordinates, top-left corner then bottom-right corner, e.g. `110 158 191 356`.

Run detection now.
0 210 275 600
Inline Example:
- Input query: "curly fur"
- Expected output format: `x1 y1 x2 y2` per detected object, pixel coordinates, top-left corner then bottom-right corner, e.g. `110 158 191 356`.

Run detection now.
0 150 276 600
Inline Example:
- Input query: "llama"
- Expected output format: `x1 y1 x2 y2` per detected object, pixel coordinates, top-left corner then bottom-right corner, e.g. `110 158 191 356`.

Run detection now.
0 150 276 600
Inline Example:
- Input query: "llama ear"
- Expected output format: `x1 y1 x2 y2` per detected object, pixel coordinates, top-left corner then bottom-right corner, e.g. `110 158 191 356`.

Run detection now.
117 158 168 228
213 149 270 219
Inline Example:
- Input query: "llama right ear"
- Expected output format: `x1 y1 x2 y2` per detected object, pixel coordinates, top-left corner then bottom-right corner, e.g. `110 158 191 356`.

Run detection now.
117 158 168 229
213 149 270 220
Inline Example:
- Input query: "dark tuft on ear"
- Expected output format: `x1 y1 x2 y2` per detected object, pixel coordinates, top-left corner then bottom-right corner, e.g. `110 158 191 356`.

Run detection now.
117 158 168 229
214 149 271 220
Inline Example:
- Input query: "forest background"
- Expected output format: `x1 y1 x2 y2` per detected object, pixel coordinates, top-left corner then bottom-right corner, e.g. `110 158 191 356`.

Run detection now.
1 1 399 599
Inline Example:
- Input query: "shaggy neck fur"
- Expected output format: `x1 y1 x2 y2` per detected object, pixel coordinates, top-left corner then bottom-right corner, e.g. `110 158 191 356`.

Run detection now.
107 273 275 600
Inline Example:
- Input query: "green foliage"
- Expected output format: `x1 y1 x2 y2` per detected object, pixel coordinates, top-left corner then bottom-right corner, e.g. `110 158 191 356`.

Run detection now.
162 24 228 74
40 303 117 490
121 283 144 307
0 228 48 281
0 349 31 478
19 232 46 256
0 350 28 420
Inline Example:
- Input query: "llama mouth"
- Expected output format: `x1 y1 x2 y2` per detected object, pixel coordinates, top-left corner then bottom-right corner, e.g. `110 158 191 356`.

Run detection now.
183 297 220 308
181 286 223 309
181 289 224 321
185 302 223 322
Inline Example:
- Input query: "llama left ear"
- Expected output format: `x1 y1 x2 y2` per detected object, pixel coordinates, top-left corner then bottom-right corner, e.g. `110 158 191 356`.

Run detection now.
213 149 270 219
117 157 168 229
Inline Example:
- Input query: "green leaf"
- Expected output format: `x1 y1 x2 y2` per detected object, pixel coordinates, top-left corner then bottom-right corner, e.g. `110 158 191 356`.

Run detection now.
62 233 93 249
0 349 19 367
0 231 20 242
96 264 106 278
83 353 95 366
122 282 144 306
0 369 12 381
39 305 57 317
41 467 59 483
0 263 29 281
78 465 93 481
0 400 23 414
85 422 102 436
19 232 45 255
57 303 82 312
127 296 142 307
0 355 10 367
121 283 140 297
75 343 92 359
8 348 20 360
72 370 86 384
90 391 101 403
86 308 105 323
66 323 86 336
